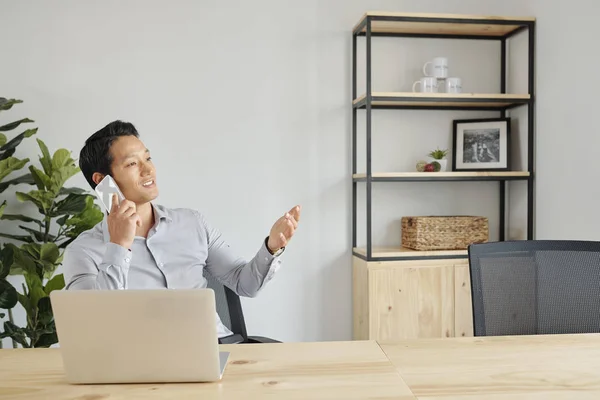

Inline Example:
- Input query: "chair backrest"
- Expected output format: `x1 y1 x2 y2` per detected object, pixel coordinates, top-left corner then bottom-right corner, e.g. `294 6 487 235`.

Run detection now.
203 271 248 340
468 240 600 336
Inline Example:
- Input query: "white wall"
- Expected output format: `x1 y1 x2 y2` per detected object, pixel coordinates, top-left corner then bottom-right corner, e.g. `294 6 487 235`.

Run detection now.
529 0 600 240
1 0 541 346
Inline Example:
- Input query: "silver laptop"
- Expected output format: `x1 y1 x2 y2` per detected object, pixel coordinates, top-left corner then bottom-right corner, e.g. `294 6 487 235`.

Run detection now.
50 288 230 384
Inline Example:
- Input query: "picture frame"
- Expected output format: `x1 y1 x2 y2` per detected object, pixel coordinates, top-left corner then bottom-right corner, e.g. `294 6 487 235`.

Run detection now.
452 117 511 171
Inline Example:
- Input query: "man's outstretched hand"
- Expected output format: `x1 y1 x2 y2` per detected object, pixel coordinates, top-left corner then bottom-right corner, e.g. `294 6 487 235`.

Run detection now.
267 205 301 253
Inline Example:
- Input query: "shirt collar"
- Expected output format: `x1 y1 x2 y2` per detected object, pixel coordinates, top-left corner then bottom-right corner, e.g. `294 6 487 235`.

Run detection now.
102 203 172 243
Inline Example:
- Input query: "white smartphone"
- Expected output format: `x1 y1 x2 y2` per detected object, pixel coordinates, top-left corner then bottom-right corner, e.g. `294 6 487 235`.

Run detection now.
95 175 126 213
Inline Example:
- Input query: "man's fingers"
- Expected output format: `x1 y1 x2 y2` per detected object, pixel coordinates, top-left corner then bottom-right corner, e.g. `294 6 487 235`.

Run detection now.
289 205 301 222
286 214 298 229
110 194 119 213
118 200 136 215
286 217 297 231
279 232 288 247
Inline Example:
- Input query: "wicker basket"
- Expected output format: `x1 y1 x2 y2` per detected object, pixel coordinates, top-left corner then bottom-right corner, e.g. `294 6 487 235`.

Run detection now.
401 216 489 251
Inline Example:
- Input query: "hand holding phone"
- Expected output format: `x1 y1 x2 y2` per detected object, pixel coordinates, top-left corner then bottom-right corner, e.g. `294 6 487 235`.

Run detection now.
95 175 126 213
107 193 142 250
94 175 141 249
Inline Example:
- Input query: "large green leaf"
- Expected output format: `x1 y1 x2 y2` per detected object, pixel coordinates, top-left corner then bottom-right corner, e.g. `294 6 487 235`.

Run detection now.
36 139 52 176
16 190 54 213
52 193 87 216
52 149 73 170
64 195 103 236
0 232 34 244
0 157 29 183
0 99 23 112
40 243 60 264
0 245 15 279
36 296 54 326
10 247 37 275
0 200 5 219
24 272 45 313
50 165 80 194
0 133 6 147
44 273 64 295
0 128 37 160
59 187 86 196
2 321 29 348
19 243 41 259
17 291 32 321
0 173 35 193
1 213 43 227
29 166 51 191
0 280 18 309
0 118 33 132
56 215 69 226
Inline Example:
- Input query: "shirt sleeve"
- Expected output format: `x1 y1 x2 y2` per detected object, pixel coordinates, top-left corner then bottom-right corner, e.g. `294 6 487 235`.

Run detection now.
195 211 283 297
63 242 133 290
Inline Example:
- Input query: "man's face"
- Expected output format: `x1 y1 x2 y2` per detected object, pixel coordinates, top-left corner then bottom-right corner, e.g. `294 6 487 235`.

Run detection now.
105 135 158 205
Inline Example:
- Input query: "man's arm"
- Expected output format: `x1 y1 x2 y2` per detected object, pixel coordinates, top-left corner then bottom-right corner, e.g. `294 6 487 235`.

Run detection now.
62 242 133 290
196 211 283 298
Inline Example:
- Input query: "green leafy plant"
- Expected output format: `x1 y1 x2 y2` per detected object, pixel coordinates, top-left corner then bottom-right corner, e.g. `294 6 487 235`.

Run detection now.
428 147 448 160
0 98 37 348
0 97 103 348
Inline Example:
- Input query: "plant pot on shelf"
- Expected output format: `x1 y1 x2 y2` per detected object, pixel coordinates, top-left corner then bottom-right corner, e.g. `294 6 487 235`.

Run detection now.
427 158 447 171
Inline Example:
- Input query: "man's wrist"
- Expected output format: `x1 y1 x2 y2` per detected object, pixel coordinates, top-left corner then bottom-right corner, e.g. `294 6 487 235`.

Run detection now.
265 236 283 255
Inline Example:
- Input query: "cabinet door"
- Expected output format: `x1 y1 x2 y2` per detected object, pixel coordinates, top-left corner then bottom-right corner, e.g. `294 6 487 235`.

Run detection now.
369 263 455 340
454 263 474 337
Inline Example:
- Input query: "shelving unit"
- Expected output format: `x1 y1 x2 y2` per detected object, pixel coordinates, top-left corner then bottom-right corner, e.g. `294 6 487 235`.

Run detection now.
352 11 536 262
351 11 536 341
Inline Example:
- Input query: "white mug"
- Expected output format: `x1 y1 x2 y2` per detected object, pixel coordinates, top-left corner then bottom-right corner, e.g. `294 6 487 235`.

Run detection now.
412 77 438 93
423 57 448 79
445 77 462 93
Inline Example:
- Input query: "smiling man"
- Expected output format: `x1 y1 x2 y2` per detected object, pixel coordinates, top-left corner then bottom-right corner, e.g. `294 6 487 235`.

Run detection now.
62 120 301 339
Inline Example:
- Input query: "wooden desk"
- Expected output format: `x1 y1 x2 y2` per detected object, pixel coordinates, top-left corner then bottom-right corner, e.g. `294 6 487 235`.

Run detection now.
380 333 600 399
0 340 415 399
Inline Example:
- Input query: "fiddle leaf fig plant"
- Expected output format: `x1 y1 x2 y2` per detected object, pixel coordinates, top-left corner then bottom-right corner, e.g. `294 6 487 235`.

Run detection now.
0 97 103 348
0 98 37 347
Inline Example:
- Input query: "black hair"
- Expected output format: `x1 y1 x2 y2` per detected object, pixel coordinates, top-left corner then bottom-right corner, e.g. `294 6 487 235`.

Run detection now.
79 120 139 189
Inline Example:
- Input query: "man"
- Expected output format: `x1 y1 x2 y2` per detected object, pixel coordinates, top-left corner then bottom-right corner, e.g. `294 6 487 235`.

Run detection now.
62 120 300 339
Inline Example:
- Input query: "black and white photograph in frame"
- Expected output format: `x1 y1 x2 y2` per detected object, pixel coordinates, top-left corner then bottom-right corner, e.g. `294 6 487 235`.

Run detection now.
452 118 511 171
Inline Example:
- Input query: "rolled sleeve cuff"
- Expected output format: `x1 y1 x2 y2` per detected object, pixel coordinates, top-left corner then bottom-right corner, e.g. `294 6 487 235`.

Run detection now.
100 242 132 272
258 240 283 284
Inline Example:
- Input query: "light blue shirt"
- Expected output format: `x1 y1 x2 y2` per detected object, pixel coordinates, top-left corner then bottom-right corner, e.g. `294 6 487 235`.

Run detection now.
62 204 283 338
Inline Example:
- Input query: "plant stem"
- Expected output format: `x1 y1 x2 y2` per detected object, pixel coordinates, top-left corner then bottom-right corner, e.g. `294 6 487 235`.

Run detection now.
44 217 50 243
8 309 16 349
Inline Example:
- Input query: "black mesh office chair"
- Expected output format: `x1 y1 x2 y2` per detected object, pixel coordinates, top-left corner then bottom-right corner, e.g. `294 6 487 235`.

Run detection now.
203 271 281 344
468 240 600 336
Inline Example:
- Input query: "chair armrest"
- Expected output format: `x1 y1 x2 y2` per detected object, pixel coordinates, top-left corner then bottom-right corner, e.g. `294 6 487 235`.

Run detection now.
245 335 281 343
218 333 245 344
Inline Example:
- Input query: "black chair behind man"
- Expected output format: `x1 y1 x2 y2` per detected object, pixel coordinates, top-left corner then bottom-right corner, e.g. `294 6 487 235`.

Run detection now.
468 240 600 336
203 270 281 344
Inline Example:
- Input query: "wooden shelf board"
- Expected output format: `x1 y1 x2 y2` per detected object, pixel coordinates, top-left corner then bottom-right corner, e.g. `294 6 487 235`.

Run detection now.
353 12 535 37
353 171 530 180
353 92 530 109
353 246 467 259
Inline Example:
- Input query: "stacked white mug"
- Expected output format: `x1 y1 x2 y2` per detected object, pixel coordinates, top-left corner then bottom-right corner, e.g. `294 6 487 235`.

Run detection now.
412 57 462 94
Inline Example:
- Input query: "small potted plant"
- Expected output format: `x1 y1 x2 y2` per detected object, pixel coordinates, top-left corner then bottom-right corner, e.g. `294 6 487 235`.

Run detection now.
427 147 448 171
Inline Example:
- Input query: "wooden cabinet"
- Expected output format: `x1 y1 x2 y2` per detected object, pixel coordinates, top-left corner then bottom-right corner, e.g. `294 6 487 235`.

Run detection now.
352 256 473 341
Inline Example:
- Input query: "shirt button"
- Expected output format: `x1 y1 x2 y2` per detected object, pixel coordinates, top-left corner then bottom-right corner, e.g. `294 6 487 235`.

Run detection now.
125 258 130 263
159 262 164 267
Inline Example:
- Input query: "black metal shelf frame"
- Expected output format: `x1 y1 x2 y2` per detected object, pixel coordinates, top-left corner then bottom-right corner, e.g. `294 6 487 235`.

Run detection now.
351 14 536 262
